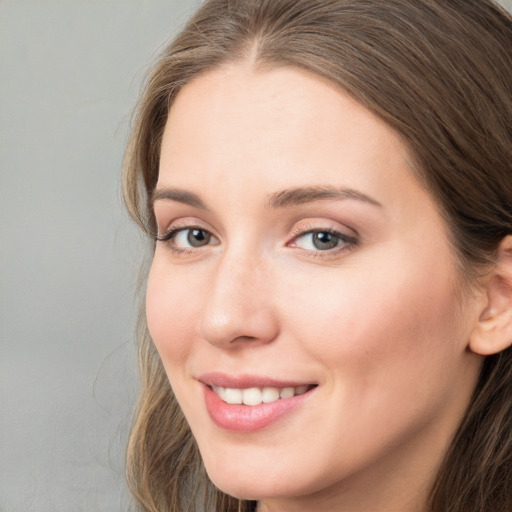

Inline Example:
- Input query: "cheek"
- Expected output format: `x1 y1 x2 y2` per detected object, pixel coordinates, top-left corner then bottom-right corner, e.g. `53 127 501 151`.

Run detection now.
145 257 198 367
284 248 466 394
276 250 475 474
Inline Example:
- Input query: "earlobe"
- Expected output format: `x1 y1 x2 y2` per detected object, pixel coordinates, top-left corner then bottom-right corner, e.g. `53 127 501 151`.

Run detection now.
469 236 512 356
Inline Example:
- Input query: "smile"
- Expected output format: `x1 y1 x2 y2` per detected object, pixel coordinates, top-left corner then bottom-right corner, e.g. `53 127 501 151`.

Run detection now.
212 385 313 405
199 374 318 432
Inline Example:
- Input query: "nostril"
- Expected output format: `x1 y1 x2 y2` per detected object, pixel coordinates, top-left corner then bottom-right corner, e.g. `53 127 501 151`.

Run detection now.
233 335 258 343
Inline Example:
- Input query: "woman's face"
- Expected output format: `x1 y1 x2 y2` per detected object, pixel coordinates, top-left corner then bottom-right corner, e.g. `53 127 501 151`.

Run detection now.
147 64 483 511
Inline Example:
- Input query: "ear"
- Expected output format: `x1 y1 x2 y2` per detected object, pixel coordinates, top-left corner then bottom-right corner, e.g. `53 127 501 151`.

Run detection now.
469 235 512 356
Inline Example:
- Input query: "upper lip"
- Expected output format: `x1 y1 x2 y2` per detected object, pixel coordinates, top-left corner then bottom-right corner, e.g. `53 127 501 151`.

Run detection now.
199 372 317 389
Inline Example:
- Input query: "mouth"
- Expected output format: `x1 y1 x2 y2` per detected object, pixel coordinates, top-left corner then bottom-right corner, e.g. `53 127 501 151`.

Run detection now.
199 373 318 432
211 384 315 406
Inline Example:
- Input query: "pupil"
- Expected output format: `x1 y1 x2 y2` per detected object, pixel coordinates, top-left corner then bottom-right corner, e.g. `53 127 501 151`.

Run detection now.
188 229 210 247
313 232 338 250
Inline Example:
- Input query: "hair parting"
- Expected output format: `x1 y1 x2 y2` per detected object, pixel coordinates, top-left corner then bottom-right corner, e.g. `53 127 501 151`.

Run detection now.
123 1 512 510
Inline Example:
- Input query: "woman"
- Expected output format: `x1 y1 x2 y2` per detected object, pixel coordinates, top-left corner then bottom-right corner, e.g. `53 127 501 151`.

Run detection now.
122 1 512 511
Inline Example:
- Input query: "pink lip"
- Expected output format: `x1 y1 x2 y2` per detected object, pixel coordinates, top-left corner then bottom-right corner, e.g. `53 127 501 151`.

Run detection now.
199 372 314 389
199 372 317 433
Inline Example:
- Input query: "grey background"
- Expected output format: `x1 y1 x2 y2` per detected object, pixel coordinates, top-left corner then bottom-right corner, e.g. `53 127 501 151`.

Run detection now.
0 1 199 511
1 0 511 511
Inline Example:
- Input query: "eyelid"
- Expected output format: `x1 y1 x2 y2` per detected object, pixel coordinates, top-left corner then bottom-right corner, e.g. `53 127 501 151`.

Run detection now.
155 217 213 239
286 222 359 256
289 228 357 246
156 227 220 259
155 217 358 258
155 217 220 253
156 226 216 242
288 220 358 240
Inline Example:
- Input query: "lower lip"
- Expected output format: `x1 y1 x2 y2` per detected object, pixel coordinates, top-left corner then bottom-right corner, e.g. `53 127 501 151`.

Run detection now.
203 385 313 432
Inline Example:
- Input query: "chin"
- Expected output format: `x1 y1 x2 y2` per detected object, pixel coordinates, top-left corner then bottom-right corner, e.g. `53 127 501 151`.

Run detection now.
202 456 295 500
202 449 330 503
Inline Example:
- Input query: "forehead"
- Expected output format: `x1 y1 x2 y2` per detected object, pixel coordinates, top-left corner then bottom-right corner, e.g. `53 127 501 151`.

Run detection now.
158 64 424 216
163 63 401 152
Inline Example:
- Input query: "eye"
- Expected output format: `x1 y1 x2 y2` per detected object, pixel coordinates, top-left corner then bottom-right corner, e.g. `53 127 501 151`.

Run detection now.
156 226 219 250
291 229 356 252
176 228 212 248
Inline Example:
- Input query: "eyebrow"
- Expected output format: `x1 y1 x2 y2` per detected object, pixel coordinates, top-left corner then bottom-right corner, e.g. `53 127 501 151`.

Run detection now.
151 188 207 209
151 185 382 210
267 186 383 209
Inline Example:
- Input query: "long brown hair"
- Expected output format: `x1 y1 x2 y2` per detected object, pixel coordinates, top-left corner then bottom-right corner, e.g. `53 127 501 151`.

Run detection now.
123 1 512 510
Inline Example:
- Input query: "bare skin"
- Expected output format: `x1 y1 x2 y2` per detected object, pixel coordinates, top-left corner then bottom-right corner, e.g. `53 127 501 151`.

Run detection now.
147 63 487 511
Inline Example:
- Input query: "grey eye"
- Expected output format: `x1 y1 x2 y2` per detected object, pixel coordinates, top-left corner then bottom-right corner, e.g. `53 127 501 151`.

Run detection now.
294 231 345 251
311 231 340 250
156 225 219 251
186 228 212 247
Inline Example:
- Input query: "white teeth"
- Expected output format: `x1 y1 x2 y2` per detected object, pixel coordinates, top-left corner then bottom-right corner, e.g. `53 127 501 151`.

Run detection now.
213 385 312 405
262 387 280 403
279 387 295 399
212 386 226 401
224 388 243 404
242 388 262 406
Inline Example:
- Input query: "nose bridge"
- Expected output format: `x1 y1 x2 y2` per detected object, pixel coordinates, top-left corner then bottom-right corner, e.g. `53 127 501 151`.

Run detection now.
198 244 278 347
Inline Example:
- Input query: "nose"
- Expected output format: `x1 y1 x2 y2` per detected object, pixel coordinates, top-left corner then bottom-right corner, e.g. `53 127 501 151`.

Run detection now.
197 252 280 348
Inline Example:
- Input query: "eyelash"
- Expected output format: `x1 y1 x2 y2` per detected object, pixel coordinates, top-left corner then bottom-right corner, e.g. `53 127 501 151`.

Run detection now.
155 224 358 258
155 225 214 255
288 226 358 257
